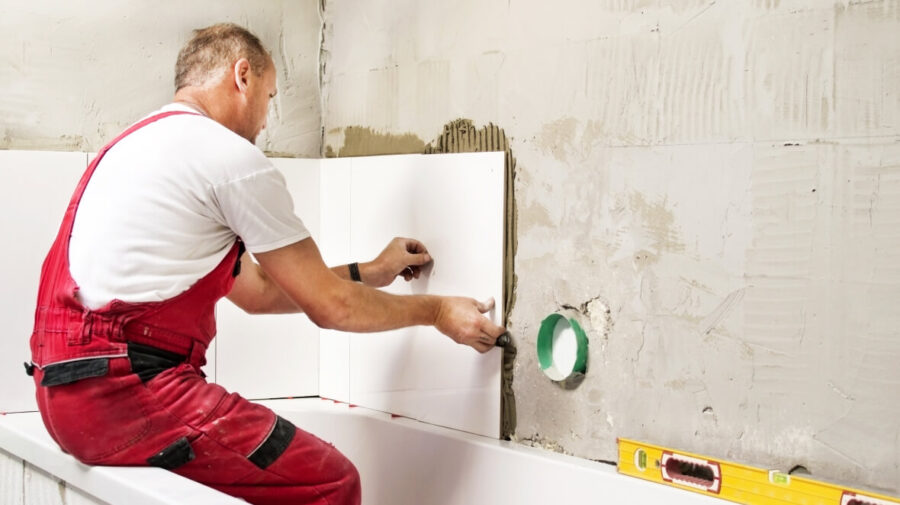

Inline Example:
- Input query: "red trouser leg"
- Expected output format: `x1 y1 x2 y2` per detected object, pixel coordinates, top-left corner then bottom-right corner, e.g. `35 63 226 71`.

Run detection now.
35 359 361 505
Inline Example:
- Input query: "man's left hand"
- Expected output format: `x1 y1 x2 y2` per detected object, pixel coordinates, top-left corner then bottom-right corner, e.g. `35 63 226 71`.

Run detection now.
363 237 432 287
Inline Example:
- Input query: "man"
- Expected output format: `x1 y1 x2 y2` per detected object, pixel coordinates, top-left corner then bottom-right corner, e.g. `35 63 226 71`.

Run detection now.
28 23 505 505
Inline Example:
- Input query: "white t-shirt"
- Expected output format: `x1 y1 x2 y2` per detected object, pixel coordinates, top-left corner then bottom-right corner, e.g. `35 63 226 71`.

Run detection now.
69 103 310 309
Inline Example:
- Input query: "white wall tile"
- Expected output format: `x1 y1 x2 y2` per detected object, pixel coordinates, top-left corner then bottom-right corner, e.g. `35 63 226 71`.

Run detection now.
0 150 86 413
342 152 505 437
214 304 319 399
214 159 321 399
318 159 353 402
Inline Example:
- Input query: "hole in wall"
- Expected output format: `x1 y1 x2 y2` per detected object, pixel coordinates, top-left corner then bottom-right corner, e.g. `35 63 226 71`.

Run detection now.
788 464 811 476
536 313 588 389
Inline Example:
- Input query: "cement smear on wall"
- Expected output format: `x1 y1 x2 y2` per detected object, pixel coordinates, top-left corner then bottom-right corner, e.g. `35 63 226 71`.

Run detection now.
0 0 322 157
325 126 426 157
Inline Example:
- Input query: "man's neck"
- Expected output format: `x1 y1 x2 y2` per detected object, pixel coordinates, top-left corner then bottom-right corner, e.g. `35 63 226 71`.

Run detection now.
173 85 240 134
173 98 210 117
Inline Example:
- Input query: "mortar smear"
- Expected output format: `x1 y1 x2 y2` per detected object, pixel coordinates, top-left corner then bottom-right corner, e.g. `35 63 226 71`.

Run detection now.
327 126 426 157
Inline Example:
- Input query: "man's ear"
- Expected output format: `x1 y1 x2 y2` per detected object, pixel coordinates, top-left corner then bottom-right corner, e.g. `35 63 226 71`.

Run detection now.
233 58 251 93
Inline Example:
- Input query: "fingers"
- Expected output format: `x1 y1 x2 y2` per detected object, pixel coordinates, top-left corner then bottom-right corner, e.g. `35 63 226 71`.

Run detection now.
433 296 507 354
403 237 428 254
400 238 432 266
472 341 494 354
400 265 421 282
473 301 506 352
407 252 431 267
474 298 506 352
475 297 496 313
378 237 431 285
479 317 506 339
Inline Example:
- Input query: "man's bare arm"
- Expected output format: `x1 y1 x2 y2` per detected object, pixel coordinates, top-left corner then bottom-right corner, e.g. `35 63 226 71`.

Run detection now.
227 236 432 314
253 237 505 353
226 251 301 314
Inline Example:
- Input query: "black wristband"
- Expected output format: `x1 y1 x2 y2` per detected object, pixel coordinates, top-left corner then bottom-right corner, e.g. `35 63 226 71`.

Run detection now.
348 262 362 282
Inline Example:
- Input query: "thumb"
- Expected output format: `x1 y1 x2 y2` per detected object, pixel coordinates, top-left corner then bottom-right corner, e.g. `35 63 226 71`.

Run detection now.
475 297 495 313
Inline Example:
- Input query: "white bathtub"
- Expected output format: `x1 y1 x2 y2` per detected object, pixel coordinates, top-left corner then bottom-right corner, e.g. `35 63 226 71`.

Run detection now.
0 398 725 504
262 398 724 505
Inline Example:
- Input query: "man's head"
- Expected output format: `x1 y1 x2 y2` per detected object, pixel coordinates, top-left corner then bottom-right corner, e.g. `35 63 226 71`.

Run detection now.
174 23 277 144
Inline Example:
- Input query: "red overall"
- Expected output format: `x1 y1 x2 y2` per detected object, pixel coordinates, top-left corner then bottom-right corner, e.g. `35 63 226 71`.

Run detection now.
28 111 360 505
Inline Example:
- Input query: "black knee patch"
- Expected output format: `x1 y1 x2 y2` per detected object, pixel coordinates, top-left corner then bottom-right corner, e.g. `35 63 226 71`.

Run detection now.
147 437 195 470
248 416 296 469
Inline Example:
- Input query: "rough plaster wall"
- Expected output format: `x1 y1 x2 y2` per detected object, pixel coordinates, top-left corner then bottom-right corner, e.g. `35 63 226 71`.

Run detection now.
321 0 900 494
0 0 322 157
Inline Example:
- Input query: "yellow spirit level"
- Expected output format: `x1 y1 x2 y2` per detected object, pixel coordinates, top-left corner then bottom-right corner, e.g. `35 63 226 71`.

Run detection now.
617 438 900 505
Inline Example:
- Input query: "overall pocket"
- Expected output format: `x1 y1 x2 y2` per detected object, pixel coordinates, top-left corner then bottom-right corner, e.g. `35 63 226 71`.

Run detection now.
40 358 109 386
41 357 152 463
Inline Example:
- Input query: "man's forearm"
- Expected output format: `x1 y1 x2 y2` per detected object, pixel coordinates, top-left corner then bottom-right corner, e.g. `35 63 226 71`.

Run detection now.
330 262 379 286
320 281 441 333
257 239 437 332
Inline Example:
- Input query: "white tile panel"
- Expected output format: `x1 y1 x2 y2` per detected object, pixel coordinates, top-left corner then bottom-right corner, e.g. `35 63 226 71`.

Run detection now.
317 158 353 403
0 150 87 413
214 158 321 399
341 152 505 437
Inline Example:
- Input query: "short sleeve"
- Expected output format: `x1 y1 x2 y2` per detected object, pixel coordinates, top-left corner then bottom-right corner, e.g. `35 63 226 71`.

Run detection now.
212 166 311 253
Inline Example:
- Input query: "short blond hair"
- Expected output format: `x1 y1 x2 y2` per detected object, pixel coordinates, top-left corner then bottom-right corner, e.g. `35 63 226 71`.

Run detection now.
175 23 271 91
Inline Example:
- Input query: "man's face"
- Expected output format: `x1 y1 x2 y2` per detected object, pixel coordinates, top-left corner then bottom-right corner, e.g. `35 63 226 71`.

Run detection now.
244 60 277 144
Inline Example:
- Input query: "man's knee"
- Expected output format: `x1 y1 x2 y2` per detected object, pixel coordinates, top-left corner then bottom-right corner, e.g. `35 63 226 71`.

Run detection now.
330 451 361 505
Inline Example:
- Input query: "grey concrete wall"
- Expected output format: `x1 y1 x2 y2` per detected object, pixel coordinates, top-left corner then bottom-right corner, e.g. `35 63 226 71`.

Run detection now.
3 0 898 496
320 0 900 495
0 0 322 156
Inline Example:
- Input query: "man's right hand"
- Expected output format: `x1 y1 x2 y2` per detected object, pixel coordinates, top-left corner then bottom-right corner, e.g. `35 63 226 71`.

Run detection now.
434 296 506 353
